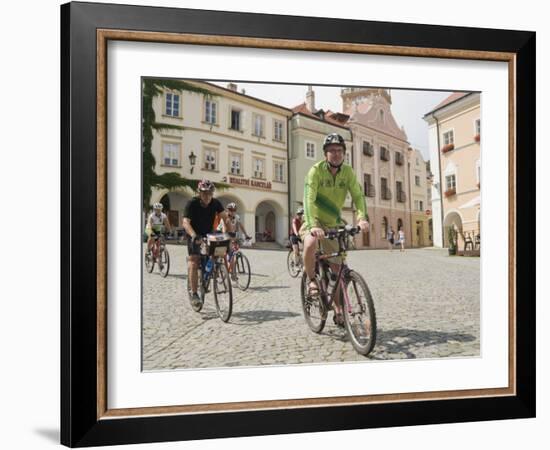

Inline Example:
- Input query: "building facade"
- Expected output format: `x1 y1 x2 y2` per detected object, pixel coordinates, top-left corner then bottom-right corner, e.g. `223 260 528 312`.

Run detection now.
149 81 292 245
409 148 432 247
288 87 355 229
424 92 481 250
342 88 412 249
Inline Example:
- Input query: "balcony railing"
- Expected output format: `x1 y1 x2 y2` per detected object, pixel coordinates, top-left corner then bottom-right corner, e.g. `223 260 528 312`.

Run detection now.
363 144 374 157
381 187 392 200
395 152 404 165
397 190 407 203
364 184 375 197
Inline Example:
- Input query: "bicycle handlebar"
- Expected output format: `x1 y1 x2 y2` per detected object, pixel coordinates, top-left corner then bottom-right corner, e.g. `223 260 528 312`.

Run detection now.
325 225 361 240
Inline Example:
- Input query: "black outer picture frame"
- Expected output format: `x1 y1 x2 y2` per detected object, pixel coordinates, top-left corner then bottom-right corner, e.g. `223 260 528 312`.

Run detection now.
61 1 535 447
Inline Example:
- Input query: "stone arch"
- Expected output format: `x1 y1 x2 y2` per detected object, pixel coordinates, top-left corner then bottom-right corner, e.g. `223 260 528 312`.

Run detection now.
253 198 287 245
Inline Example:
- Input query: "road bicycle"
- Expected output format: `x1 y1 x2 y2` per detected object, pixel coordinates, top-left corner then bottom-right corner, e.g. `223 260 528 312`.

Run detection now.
287 240 304 278
226 237 252 290
144 229 170 277
300 225 377 356
187 233 233 322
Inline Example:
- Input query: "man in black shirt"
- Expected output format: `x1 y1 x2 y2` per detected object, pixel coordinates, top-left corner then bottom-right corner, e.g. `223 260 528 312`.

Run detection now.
182 179 229 308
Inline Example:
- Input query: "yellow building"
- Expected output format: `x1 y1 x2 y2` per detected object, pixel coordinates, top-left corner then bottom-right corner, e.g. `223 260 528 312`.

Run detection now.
409 148 432 247
424 92 481 253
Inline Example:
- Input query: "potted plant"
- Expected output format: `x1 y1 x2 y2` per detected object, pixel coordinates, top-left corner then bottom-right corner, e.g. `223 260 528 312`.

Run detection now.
474 134 480 142
441 143 455 153
447 227 457 255
444 188 456 197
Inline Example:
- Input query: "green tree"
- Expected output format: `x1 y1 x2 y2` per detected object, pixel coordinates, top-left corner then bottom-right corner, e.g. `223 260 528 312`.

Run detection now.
142 78 228 210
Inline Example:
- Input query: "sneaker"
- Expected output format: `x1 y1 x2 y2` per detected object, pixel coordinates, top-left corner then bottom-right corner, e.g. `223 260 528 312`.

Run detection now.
191 293 202 308
333 313 345 328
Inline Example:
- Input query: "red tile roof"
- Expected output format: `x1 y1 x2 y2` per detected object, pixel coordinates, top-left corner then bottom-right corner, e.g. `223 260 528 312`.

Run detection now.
430 92 470 113
291 103 349 129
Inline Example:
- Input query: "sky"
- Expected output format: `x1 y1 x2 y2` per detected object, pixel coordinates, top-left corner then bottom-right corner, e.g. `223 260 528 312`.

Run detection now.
210 81 455 161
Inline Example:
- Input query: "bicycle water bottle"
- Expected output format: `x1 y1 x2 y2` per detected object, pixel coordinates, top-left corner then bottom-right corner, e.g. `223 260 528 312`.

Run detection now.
205 258 213 275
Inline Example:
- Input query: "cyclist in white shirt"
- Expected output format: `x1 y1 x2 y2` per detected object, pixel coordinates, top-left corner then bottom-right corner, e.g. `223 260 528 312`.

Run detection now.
145 202 172 253
218 202 251 280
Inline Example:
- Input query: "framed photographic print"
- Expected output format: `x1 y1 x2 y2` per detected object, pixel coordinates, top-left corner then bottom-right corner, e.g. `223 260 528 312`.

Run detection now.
61 1 535 447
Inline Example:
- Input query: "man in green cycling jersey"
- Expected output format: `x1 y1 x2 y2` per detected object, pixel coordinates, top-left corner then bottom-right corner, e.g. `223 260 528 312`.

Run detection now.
299 132 369 326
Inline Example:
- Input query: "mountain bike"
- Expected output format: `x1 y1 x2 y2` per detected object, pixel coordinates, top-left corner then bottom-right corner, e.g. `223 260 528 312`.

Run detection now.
187 233 233 322
226 237 252 290
144 230 170 277
300 225 376 356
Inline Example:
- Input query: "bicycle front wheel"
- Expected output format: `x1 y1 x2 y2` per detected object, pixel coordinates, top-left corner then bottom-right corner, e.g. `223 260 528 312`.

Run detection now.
234 252 251 290
213 263 233 322
287 250 301 278
342 270 377 356
159 248 170 277
300 272 326 333
144 250 154 273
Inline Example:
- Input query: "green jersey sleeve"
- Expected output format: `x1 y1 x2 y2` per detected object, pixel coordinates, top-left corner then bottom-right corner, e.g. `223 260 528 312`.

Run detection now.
303 167 321 230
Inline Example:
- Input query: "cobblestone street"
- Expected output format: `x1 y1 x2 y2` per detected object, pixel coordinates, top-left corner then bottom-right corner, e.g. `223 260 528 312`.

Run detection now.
142 246 479 371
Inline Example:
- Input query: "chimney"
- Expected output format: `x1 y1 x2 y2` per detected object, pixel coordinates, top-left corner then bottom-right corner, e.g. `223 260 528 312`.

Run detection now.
306 85 316 113
227 83 238 92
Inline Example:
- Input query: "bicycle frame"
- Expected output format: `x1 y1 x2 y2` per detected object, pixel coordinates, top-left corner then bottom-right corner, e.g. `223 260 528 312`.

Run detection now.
314 232 354 315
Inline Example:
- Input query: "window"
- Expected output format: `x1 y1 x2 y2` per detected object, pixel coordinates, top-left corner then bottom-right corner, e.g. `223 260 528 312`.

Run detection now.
230 109 241 131
204 100 217 124
396 180 406 202
363 141 373 156
415 175 421 186
443 130 454 146
203 148 217 171
306 142 316 159
475 119 481 136
419 200 424 211
253 158 265 179
162 142 180 166
364 173 374 197
445 174 456 190
381 177 390 200
395 151 404 165
380 146 389 161
379 109 385 123
165 92 180 117
253 114 264 137
274 160 285 182
229 153 242 175
414 200 419 210
273 120 284 141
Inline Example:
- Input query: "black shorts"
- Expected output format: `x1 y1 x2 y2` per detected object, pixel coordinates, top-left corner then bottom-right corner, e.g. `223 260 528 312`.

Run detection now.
290 235 301 245
187 237 202 256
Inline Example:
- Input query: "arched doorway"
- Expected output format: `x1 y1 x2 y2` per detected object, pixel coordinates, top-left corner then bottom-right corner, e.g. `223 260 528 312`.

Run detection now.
381 216 388 240
156 191 192 235
443 211 464 249
254 200 285 244
397 218 403 232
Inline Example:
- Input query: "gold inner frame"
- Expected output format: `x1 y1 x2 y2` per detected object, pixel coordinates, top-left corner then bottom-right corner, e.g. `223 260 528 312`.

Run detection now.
96 29 516 420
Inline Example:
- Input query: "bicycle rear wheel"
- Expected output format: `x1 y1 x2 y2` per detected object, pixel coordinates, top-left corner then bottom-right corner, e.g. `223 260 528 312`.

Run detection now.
144 249 155 273
213 263 233 322
342 270 377 356
235 252 251 290
159 247 170 277
287 250 301 278
300 272 326 333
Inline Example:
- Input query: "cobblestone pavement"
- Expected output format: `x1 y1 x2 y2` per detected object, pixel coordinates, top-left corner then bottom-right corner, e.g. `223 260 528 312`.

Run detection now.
142 246 479 370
